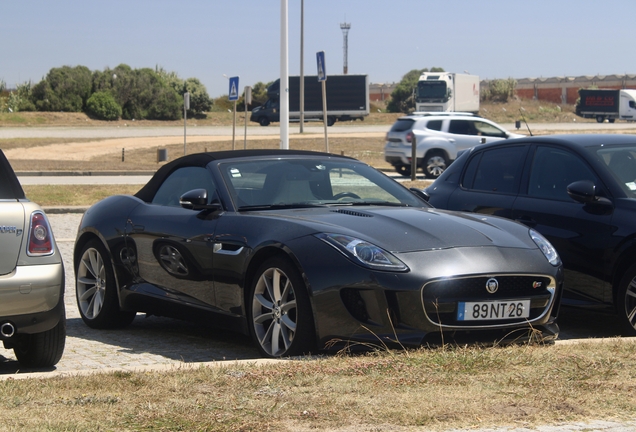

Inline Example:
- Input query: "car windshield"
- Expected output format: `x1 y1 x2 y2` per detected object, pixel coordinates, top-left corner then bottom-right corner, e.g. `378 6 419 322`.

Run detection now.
417 81 447 99
219 158 427 210
596 146 636 197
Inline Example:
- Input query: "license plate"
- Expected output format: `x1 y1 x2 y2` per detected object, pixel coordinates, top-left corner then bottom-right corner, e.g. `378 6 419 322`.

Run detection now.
457 300 530 321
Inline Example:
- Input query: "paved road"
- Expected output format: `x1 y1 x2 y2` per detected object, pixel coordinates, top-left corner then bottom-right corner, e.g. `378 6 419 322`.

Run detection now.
1 122 636 140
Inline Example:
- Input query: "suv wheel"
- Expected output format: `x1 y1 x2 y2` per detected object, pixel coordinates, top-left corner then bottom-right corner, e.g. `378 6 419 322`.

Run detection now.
423 151 448 179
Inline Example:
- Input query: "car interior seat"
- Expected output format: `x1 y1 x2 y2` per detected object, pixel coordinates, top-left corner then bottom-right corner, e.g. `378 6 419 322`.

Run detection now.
608 150 636 184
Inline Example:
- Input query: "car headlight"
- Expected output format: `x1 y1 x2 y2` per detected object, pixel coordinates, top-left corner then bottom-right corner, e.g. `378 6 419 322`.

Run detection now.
529 229 561 266
315 233 408 272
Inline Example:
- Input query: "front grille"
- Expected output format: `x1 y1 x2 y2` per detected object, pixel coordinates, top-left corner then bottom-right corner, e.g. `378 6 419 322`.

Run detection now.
422 275 554 327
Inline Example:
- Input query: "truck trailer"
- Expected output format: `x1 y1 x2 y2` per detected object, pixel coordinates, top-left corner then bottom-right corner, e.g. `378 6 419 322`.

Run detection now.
415 72 480 113
250 75 369 126
576 89 636 123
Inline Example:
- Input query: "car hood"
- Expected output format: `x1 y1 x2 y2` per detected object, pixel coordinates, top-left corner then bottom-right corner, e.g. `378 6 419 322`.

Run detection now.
262 206 535 253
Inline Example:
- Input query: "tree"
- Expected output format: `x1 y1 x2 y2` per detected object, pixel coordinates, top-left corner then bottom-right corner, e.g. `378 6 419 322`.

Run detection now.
156 67 213 118
183 77 212 117
30 65 92 112
387 67 445 113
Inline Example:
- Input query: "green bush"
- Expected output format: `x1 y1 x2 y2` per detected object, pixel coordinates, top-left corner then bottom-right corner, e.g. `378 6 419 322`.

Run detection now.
482 78 516 103
86 91 122 120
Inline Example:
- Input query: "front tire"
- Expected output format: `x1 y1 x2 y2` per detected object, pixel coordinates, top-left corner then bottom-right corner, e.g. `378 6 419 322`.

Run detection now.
259 117 270 127
76 239 136 329
617 264 636 335
423 151 448 179
13 311 66 368
248 256 315 358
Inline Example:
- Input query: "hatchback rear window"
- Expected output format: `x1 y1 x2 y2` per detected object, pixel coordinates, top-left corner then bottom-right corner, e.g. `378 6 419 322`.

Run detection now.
390 119 416 132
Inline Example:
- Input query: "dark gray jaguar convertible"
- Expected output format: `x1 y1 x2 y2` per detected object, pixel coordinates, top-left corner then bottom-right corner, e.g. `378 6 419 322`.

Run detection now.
74 150 563 357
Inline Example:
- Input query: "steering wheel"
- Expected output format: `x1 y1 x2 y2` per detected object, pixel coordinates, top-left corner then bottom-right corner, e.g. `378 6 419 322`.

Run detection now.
333 192 361 200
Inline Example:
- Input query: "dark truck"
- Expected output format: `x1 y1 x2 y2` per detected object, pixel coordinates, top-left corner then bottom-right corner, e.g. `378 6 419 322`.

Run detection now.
576 88 636 123
250 75 369 126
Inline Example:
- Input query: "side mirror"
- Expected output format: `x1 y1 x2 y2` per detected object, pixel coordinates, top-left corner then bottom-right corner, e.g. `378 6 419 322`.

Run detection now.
180 189 221 211
567 180 612 206
409 187 430 202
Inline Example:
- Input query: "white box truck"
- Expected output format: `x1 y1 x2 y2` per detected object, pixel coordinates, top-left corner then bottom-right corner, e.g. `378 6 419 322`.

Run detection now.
415 72 480 113
576 89 636 123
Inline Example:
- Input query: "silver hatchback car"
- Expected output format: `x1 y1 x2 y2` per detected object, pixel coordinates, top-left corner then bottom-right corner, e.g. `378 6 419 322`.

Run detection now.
384 113 523 178
0 149 65 368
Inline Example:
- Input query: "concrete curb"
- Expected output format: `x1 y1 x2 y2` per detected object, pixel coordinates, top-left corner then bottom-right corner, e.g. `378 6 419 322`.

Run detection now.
16 170 156 177
0 358 291 381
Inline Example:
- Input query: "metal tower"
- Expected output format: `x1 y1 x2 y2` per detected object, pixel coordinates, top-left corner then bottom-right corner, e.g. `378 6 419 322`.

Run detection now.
340 22 351 74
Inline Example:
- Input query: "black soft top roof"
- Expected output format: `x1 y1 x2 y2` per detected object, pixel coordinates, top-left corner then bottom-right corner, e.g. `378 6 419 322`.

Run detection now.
134 149 348 203
0 149 26 200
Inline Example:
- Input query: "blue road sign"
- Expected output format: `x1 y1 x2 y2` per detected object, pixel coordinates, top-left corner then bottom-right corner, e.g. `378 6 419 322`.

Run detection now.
228 76 240 101
316 51 326 81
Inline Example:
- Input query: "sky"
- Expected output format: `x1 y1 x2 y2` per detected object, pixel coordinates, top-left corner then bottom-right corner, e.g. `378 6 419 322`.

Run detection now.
2 0 636 98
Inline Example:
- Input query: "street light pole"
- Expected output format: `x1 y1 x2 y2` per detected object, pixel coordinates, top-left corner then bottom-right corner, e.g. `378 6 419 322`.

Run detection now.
299 0 304 133
280 0 289 149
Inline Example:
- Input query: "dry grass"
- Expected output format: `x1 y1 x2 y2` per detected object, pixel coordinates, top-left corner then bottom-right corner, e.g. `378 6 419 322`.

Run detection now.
2 341 635 431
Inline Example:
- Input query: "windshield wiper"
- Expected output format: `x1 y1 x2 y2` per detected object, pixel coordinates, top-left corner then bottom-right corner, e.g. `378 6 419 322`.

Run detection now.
346 201 411 207
237 203 327 211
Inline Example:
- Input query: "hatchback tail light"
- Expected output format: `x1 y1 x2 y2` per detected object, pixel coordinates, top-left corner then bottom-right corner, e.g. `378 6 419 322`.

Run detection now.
27 211 54 256
406 131 413 143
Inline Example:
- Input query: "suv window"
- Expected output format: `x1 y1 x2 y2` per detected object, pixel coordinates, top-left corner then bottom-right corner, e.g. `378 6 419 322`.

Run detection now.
528 146 599 201
448 119 477 136
425 119 443 131
462 146 526 194
474 121 506 138
390 119 416 132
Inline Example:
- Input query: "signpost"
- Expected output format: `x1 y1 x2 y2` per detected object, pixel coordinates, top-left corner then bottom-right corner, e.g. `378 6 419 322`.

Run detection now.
244 86 252 150
228 76 239 150
183 92 190 155
316 51 328 152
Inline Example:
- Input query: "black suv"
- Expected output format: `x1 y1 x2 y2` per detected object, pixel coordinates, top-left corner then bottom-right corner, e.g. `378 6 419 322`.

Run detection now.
424 134 636 335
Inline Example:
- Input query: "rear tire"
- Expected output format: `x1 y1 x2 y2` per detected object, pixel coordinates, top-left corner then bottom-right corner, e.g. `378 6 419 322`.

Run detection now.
596 115 605 123
76 239 136 329
327 116 336 127
423 151 449 179
14 311 66 368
